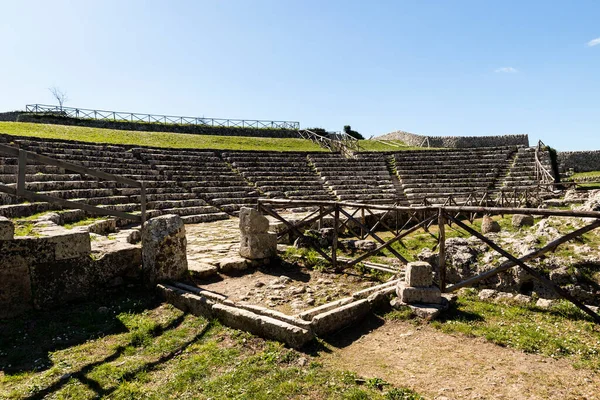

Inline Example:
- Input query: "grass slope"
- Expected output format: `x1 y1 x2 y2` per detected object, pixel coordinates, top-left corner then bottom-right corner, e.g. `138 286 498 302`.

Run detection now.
0 122 326 152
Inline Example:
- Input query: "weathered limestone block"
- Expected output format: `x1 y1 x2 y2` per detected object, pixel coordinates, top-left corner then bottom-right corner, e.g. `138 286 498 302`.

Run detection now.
238 208 277 260
512 214 534 228
0 255 32 318
355 240 377 251
240 232 277 259
481 215 501 234
405 261 433 287
188 262 219 279
396 283 442 304
310 299 371 336
219 256 249 274
88 219 117 235
0 216 14 240
212 303 313 348
239 207 269 234
141 214 188 286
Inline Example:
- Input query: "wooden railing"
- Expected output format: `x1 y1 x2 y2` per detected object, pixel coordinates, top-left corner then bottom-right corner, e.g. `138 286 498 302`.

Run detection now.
298 129 361 157
0 143 146 223
258 198 600 324
25 104 300 130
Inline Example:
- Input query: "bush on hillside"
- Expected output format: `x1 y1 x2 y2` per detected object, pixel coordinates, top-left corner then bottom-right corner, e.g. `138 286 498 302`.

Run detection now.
343 125 364 140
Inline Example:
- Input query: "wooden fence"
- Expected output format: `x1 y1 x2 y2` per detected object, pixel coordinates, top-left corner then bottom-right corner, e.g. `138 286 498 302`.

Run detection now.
257 198 600 323
25 104 300 130
0 143 146 223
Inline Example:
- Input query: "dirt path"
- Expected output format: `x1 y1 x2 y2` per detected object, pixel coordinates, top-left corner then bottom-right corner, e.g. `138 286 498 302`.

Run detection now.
320 319 600 400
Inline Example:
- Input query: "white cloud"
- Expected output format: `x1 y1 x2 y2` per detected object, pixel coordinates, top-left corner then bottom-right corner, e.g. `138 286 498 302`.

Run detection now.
495 67 518 73
587 37 600 47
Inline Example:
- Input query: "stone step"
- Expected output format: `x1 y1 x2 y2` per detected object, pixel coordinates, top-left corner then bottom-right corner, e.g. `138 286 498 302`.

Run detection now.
181 212 230 224
147 206 222 218
0 202 55 218
39 188 117 199
0 173 83 184
14 140 128 152
0 165 63 174
20 146 137 159
201 191 259 199
131 193 198 202
211 197 258 206
231 161 311 168
147 199 208 209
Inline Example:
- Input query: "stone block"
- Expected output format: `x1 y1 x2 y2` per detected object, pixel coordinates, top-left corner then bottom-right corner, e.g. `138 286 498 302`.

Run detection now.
239 232 277 260
310 299 371 336
188 262 219 279
219 256 249 274
0 216 14 240
396 283 442 304
239 207 269 234
0 255 32 318
212 303 313 348
512 214 534 228
141 214 188 286
87 219 117 235
405 261 433 287
46 230 92 261
481 215 501 234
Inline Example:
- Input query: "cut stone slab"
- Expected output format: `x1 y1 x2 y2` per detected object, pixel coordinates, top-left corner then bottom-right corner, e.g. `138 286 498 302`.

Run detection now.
219 256 249 274
0 216 14 240
239 232 277 260
405 261 433 287
87 219 117 235
141 214 188 286
396 283 442 304
213 303 313 348
188 262 219 279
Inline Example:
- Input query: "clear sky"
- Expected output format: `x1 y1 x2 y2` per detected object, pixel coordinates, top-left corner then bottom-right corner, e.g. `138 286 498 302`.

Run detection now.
1 0 599 150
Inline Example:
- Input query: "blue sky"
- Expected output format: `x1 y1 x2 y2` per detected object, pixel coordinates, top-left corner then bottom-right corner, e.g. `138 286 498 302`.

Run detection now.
1 0 599 150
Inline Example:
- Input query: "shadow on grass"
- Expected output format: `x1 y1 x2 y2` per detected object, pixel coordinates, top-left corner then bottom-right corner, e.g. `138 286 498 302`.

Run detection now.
25 320 213 400
0 285 160 375
434 301 486 324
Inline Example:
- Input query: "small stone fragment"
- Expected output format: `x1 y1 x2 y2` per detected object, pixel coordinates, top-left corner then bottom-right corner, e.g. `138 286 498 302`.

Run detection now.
481 215 501 234
512 214 534 228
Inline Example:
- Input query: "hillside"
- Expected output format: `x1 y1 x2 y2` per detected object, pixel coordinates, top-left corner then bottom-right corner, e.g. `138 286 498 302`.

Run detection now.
0 122 326 152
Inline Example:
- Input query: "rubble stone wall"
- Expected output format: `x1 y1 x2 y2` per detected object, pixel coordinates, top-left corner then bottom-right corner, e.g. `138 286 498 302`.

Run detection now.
557 150 600 172
379 130 529 148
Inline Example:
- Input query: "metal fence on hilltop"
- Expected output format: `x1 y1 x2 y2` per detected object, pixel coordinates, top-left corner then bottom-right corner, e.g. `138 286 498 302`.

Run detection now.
25 104 300 130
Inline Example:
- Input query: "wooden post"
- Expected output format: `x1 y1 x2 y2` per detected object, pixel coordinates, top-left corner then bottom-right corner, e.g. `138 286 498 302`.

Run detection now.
17 150 27 196
319 205 323 229
332 204 339 271
361 207 365 239
438 208 446 292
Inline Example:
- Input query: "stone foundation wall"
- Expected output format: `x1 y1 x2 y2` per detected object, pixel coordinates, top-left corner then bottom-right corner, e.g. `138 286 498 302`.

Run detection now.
557 150 600 172
379 130 529 148
16 113 300 138
0 223 141 318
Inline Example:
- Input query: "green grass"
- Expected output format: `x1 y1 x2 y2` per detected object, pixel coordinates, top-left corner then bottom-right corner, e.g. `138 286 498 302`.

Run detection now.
566 170 600 182
0 287 420 399
63 217 106 229
425 291 600 370
0 122 327 152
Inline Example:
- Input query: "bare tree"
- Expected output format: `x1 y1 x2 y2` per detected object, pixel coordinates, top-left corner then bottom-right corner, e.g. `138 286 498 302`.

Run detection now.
49 86 68 110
